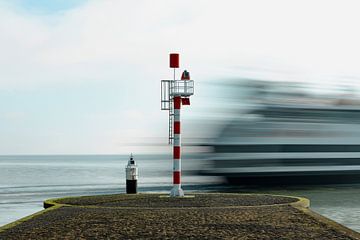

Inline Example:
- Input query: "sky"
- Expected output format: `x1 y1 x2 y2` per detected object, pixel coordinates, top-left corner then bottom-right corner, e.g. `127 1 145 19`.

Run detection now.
1 0 360 154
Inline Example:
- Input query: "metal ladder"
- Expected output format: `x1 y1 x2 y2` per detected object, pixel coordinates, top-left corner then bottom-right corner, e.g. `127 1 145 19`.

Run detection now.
168 97 174 144
168 80 175 145
161 79 174 145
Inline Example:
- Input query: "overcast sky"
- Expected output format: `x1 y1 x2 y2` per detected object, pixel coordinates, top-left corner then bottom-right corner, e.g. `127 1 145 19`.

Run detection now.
1 0 360 154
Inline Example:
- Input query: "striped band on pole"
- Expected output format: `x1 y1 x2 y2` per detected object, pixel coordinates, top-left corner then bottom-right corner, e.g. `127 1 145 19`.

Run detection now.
173 96 181 186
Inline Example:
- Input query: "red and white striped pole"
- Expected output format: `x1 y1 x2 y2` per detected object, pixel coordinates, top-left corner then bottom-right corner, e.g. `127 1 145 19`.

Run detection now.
170 96 184 197
166 53 192 197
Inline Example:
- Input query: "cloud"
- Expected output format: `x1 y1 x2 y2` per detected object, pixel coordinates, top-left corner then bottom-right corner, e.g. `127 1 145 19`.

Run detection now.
1 0 360 153
2 0 360 89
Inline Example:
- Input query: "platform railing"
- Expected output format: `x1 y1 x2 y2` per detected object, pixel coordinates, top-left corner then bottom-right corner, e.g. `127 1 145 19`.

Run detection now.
170 80 194 97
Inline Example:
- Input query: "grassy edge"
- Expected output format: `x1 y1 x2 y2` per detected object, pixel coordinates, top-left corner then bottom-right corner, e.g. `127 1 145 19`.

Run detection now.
0 204 63 234
0 193 306 233
46 192 309 209
4 193 357 239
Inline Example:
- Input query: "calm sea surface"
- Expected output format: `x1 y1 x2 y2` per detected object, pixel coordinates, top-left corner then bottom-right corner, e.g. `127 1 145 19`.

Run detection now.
0 155 359 232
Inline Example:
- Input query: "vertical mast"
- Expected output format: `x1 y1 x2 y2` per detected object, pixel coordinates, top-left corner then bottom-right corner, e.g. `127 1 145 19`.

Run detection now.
161 53 194 197
170 96 184 197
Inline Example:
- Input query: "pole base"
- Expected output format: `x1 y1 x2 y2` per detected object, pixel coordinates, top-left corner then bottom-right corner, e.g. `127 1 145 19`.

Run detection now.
170 185 184 197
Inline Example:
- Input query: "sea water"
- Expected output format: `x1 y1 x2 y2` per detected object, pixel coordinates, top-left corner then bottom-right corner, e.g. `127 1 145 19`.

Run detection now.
0 155 359 232
0 154 216 226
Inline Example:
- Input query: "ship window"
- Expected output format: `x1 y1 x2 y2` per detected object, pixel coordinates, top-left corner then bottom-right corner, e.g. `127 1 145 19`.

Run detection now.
214 144 360 153
253 107 360 123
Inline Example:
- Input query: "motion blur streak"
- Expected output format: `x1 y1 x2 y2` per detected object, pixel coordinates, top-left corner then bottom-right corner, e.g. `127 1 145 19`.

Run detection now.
193 78 360 185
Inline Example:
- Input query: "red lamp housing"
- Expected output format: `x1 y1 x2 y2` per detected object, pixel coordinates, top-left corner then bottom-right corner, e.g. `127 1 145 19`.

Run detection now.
169 53 179 68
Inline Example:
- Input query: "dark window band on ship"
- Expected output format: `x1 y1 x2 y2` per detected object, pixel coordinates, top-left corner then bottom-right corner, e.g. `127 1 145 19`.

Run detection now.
214 144 360 153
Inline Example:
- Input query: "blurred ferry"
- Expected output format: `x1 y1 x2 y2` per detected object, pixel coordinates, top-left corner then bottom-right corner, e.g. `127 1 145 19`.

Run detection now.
200 80 360 184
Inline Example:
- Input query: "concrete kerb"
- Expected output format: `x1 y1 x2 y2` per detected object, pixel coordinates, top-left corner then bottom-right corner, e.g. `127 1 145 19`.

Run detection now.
295 206 360 240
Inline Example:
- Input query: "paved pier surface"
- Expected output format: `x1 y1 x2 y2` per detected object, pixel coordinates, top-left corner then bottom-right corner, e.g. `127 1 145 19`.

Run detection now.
0 193 359 239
